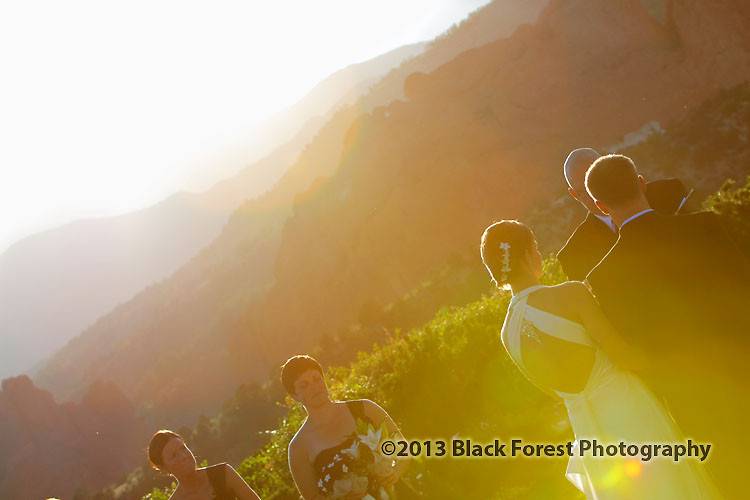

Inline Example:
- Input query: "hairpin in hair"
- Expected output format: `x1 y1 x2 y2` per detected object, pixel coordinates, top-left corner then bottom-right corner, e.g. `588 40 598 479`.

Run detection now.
499 242 511 282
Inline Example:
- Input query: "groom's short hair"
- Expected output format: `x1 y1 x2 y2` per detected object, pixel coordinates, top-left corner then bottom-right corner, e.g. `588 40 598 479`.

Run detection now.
585 154 641 205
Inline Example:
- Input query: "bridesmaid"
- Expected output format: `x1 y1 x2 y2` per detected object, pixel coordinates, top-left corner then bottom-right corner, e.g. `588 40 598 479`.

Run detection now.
284 355 409 499
148 429 261 500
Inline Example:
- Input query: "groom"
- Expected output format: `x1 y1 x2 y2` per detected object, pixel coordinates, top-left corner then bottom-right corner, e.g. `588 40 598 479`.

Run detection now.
584 154 750 497
557 147 691 280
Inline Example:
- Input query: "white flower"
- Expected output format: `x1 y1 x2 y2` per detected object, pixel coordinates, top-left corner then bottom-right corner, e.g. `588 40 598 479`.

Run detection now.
324 473 331 482
332 477 355 497
318 479 324 488
342 463 348 473
358 426 383 451
342 440 360 459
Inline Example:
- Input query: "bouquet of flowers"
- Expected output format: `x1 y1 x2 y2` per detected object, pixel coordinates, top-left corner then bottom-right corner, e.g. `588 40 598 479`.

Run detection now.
317 420 398 499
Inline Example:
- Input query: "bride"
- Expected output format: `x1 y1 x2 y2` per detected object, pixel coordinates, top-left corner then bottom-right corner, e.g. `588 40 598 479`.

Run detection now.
480 220 719 499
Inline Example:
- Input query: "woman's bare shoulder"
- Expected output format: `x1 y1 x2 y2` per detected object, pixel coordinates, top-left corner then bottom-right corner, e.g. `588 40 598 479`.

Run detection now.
530 281 586 301
526 282 591 320
288 419 311 458
555 281 594 304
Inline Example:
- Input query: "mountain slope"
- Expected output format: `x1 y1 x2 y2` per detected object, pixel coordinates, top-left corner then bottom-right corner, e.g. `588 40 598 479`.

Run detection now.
39 66 750 500
0 376 146 499
0 43 424 380
33 0 551 420
357 0 549 111
249 0 750 372
35 0 750 424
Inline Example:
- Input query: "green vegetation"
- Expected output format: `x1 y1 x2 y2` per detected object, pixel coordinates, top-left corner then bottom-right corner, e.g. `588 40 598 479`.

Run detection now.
138 261 575 500
704 175 750 255
225 259 575 499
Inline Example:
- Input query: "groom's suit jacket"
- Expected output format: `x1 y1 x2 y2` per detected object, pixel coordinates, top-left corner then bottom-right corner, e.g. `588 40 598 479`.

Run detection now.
557 213 618 281
587 210 750 493
557 178 690 280
587 210 750 359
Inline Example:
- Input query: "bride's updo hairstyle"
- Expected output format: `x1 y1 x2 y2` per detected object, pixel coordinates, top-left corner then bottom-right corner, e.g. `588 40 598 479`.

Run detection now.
480 220 536 289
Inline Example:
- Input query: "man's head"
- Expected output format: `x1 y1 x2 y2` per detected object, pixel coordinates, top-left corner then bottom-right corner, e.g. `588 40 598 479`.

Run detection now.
563 148 601 213
585 154 648 222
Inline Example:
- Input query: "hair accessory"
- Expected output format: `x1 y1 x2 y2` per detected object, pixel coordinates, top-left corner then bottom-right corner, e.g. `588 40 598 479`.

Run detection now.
499 242 512 282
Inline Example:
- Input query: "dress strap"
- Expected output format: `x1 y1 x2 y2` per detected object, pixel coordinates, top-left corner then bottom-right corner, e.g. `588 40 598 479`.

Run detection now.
504 285 547 367
501 289 593 379
524 305 592 346
206 464 231 499
508 285 591 345
502 294 531 373
346 399 373 426
509 284 546 305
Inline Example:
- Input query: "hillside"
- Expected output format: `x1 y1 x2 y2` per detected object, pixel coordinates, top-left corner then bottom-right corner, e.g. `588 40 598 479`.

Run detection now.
357 0 549 112
526 82 750 249
33 0 558 420
0 43 422 380
235 290 574 500
35 0 750 421
0 376 147 499
245 0 750 382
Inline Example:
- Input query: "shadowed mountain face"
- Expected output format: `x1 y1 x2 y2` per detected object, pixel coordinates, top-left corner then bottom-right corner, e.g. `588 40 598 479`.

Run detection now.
356 0 549 112
522 81 750 258
0 44 426 381
0 376 147 499
32 0 750 425
245 0 750 370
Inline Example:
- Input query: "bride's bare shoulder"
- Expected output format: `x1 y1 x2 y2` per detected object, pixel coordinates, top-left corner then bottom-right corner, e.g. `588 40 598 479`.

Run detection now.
554 281 594 301
527 282 591 319
533 281 588 300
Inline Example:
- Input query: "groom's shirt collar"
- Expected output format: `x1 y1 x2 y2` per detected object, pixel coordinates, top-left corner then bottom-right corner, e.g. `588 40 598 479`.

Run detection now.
620 208 655 229
593 213 617 233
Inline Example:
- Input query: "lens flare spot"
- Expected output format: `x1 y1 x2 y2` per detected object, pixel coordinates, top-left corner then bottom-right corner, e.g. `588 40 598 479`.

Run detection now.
624 460 643 478
601 465 624 488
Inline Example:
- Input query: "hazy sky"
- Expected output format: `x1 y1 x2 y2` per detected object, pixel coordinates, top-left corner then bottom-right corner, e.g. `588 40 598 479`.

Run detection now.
0 0 490 253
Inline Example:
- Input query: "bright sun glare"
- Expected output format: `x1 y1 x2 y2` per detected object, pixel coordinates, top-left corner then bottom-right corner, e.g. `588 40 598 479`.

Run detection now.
0 0 489 253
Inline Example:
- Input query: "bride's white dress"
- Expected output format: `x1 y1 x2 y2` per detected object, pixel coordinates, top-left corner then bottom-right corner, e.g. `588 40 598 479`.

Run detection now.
501 285 720 499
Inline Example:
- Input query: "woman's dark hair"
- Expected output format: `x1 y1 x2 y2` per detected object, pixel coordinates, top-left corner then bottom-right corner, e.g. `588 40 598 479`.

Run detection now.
148 429 182 471
480 220 537 289
280 355 323 395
